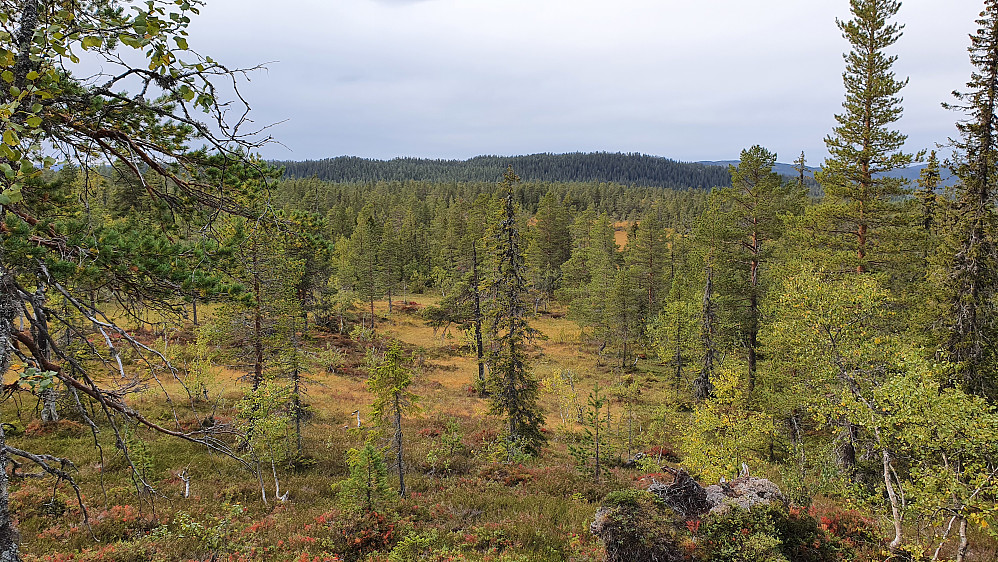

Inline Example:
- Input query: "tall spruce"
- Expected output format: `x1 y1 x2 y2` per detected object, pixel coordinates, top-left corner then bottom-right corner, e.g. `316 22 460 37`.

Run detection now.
815 0 916 274
938 0 998 399
483 167 546 455
625 204 669 324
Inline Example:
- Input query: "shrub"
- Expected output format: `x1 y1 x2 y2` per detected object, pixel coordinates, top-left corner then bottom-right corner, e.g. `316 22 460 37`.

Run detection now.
696 504 853 562
324 510 398 562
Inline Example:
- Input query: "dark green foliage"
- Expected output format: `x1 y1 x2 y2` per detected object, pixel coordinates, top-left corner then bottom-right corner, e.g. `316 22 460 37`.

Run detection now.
697 504 851 562
367 339 418 497
936 0 998 399
483 167 546 455
811 0 917 275
525 189 571 307
276 152 732 190
567 384 611 482
695 146 806 391
338 443 391 514
625 203 671 323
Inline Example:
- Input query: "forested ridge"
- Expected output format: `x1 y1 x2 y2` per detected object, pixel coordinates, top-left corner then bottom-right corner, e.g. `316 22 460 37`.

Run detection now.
3 1 998 562
274 152 734 189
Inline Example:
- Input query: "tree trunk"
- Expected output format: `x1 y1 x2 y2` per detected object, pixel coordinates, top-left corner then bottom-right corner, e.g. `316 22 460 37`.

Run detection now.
33 285 58 423
836 422 858 475
1 263 22 561
747 293 758 394
472 243 486 391
693 265 716 402
882 447 904 553
594 405 601 484
394 392 406 497
956 516 969 562
0 420 18 562
252 243 264 391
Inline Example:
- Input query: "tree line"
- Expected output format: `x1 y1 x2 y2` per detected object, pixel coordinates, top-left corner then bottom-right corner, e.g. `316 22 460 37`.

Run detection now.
274 152 735 189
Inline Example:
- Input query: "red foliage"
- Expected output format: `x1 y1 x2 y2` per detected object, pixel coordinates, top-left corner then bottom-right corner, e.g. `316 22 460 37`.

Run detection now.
808 506 880 548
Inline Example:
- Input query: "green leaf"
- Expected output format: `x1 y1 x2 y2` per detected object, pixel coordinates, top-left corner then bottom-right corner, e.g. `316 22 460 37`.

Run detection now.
2 128 19 146
174 36 188 50
0 144 19 161
82 36 101 49
25 70 38 81
25 116 41 128
1 70 12 83
3 185 20 204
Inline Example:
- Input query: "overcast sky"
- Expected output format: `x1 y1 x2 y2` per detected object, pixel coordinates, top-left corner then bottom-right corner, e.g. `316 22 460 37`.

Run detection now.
185 0 983 164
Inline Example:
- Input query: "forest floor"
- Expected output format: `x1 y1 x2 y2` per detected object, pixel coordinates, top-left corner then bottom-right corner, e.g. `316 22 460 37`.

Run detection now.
3 299 992 561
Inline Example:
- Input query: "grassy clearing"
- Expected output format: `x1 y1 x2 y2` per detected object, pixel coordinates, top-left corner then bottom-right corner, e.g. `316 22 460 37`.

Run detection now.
7 297 645 561
8 295 965 561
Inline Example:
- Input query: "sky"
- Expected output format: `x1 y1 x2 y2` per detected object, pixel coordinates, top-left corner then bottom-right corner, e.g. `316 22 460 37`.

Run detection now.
183 0 984 164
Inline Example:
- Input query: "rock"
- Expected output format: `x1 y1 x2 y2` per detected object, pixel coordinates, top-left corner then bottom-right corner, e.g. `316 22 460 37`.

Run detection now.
647 469 712 519
703 475 786 515
646 468 786 518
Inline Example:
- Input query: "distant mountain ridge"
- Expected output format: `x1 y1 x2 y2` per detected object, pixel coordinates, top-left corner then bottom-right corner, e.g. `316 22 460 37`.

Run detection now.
699 160 958 187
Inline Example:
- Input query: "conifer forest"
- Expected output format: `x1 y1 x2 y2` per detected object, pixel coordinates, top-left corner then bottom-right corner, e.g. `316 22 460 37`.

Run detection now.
3 0 998 561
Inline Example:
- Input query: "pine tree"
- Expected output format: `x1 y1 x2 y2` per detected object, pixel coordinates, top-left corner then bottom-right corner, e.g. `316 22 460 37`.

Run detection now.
698 146 805 391
565 213 620 365
814 0 917 275
557 206 599 306
937 0 998 399
483 167 546 455
693 265 718 402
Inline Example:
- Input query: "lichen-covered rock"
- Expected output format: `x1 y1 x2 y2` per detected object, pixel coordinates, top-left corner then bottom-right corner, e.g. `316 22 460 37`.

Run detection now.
645 469 786 519
704 476 787 515
590 490 689 562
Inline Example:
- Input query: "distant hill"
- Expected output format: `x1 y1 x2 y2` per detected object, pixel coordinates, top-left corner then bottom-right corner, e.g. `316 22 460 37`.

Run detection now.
275 153 733 190
274 152 955 192
698 160 818 180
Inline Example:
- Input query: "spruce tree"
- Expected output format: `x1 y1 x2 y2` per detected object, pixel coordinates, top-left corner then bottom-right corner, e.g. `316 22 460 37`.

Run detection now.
814 0 916 274
937 0 998 399
341 205 383 329
367 339 418 497
625 205 669 323
525 189 570 311
484 167 546 455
